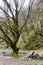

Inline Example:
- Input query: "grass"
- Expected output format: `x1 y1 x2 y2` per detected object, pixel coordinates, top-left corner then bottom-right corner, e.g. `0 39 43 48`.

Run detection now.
0 45 5 50
0 44 7 50
34 53 39 57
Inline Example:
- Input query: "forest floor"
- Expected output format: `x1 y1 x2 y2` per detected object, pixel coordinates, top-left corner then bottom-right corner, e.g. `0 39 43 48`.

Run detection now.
0 58 43 65
0 45 43 65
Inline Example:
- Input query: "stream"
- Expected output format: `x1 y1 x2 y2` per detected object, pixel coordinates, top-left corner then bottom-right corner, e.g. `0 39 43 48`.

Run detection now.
0 50 43 60
0 49 12 58
0 54 11 58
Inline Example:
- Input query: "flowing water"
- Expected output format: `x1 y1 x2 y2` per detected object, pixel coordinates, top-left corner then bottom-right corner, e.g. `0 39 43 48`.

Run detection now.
0 50 43 60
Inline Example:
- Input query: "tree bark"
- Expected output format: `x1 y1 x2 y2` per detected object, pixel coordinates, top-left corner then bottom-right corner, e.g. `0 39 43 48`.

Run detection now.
12 46 19 57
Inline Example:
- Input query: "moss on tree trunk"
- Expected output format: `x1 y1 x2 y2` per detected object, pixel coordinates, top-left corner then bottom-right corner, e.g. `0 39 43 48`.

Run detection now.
12 46 19 58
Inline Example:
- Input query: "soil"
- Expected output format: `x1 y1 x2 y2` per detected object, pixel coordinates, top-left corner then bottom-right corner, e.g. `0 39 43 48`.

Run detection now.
0 58 43 65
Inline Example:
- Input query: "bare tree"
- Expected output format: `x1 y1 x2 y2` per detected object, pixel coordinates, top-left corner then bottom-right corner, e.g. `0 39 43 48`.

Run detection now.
0 0 35 57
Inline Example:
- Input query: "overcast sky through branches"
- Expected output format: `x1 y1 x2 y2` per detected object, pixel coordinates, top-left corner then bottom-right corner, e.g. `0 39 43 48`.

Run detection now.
0 0 30 7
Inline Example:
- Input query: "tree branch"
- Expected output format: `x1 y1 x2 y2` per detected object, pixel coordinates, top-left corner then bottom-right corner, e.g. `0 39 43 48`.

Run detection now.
0 7 16 22
0 25 13 44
